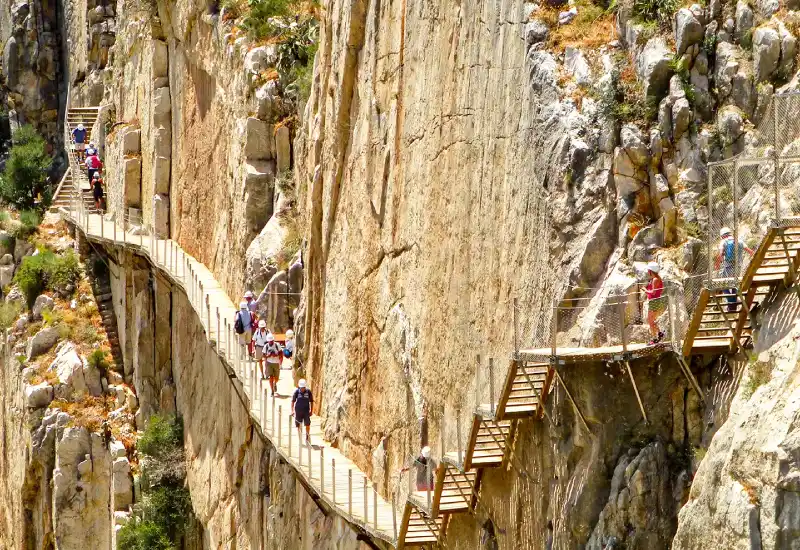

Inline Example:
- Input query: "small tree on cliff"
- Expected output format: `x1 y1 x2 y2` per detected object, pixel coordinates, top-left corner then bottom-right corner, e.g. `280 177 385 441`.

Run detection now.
0 125 51 210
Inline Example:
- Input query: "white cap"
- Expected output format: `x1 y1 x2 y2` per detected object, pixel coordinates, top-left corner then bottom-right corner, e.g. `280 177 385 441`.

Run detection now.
244 290 254 298
720 227 733 238
298 379 307 388
267 333 275 342
239 301 248 309
77 124 84 130
286 329 294 337
258 320 266 328
421 446 431 458
647 261 660 274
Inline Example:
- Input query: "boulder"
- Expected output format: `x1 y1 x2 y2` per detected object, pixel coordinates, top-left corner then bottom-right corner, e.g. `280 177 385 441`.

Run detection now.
779 24 797 78
0 265 14 288
717 106 745 154
84 357 103 397
49 343 86 396
257 270 290 330
27 327 60 359
613 147 647 198
758 0 780 17
254 80 281 121
628 223 663 261
243 117 273 160
672 98 692 140
690 67 712 120
25 382 54 408
153 194 169 236
120 127 141 155
244 160 276 235
288 258 304 295
245 215 284 291
0 253 14 266
244 45 278 76
753 26 781 82
675 8 703 55
524 19 549 45
659 197 678 245
13 238 32 263
636 38 674 98
564 47 591 85
735 1 754 46
620 125 649 166
32 294 54 320
112 457 133 510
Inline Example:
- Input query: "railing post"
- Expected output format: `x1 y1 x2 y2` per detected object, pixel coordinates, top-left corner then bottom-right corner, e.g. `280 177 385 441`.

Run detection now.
348 469 353 516
513 297 519 358
489 357 496 414
332 458 337 504
307 439 312 477
457 408 463 465
163 239 167 270
100 210 104 238
475 353 480 408
288 406 292 456
707 166 714 284
774 98 780 223
363 475 368 522
113 215 116 242
320 447 324 492
278 405 282 448
262 387 267 428
205 293 211 334
618 299 628 353
216 307 220 344
235 325 241 375
426 460 432 510
225 319 230 359
271 396 276 435
373 483 378 528
392 492 398 540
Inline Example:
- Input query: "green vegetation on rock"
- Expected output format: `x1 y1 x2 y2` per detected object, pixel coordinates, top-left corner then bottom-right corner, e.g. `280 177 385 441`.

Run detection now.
14 248 81 308
0 125 52 210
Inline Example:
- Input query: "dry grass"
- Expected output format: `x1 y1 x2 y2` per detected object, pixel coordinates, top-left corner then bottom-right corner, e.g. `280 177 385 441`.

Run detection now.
50 395 116 432
543 2 617 52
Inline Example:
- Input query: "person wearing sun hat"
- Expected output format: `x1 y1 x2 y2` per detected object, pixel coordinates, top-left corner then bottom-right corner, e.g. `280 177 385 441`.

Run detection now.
252 319 271 379
645 261 665 345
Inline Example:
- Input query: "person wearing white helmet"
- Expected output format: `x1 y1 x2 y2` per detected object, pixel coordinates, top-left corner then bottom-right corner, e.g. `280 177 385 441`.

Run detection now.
715 226 754 311
72 124 87 162
233 301 254 357
292 378 314 445
252 319 271 380
644 261 665 344
263 332 283 395
283 328 295 361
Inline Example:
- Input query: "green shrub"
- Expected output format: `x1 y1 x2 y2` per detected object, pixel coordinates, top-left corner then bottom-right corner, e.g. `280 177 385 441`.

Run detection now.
743 358 773 398
19 209 40 232
0 125 51 210
240 0 292 39
117 518 173 550
138 415 184 459
87 349 109 372
632 0 678 25
0 301 21 329
14 248 82 308
138 486 193 540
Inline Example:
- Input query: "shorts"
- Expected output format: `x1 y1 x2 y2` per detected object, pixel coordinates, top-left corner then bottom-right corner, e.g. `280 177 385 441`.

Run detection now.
238 330 252 345
255 347 264 360
267 360 280 378
648 297 666 315
75 143 85 151
93 188 103 200
294 412 310 427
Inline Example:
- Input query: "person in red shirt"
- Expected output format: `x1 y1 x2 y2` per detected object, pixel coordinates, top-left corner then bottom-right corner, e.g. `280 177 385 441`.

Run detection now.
85 153 103 182
644 261 665 344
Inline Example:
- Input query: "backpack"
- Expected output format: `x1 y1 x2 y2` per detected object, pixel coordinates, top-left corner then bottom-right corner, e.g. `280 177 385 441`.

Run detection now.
722 237 743 264
234 312 245 334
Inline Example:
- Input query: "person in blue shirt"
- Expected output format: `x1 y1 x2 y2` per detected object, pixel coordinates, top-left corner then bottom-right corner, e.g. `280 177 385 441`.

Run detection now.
72 124 87 162
714 227 754 311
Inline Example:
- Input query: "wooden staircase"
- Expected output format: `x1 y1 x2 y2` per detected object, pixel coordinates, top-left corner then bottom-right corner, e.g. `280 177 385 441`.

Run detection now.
62 107 102 213
683 225 800 356
460 415 515 470
496 360 553 419
397 502 447 550
50 167 96 213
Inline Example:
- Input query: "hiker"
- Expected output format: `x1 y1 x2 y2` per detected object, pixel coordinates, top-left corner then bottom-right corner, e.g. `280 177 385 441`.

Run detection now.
400 446 435 492
283 328 295 361
263 332 283 395
234 302 253 358
645 261 665 345
72 124 87 162
92 172 104 211
244 290 258 356
292 378 313 445
252 320 271 379
85 151 103 183
714 227 754 311
85 142 98 157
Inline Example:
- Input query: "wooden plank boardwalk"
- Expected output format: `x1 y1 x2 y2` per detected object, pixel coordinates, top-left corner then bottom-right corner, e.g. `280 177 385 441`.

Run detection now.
59 208 402 545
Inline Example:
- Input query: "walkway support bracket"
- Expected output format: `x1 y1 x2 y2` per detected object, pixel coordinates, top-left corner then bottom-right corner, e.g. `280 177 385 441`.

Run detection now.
623 361 649 425
675 354 706 406
553 368 591 435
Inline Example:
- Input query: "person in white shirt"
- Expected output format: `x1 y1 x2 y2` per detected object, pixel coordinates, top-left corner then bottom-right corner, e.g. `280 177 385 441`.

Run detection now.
283 329 295 361
252 320 271 380
263 333 283 396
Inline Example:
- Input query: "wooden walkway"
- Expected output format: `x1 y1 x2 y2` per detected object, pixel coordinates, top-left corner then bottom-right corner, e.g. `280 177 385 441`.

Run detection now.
58 106 402 545
683 225 800 355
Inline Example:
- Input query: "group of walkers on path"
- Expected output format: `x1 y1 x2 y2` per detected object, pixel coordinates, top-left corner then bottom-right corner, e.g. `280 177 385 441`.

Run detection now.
233 290 313 444
643 226 753 344
71 123 105 211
